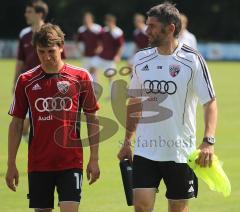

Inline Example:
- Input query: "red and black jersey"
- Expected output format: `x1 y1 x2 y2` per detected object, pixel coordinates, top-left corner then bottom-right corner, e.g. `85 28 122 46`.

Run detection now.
99 26 124 60
77 24 102 57
9 64 99 172
17 27 66 72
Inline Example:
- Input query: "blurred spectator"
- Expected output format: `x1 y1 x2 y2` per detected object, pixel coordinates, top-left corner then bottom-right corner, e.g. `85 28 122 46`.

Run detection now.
133 13 149 51
128 13 149 66
76 12 102 82
179 13 197 49
94 14 125 98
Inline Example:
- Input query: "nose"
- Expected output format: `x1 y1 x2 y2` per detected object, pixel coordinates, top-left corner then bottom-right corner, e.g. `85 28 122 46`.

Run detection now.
43 53 51 61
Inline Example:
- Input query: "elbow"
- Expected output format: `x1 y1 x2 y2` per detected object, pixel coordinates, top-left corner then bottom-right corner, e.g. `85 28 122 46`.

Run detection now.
204 98 217 109
9 118 23 134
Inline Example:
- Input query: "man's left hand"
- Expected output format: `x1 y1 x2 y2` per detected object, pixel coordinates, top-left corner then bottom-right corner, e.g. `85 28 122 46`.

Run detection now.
196 142 214 167
86 158 100 185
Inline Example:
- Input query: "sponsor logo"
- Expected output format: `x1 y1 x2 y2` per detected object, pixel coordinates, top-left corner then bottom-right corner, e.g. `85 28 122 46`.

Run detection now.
38 115 53 121
32 83 42 90
189 180 194 185
143 80 177 95
147 96 158 101
188 186 194 193
57 81 70 94
35 97 73 112
169 64 180 77
188 180 194 193
141 64 149 71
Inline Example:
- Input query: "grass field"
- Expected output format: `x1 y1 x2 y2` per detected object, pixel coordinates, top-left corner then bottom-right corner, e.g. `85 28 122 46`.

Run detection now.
0 59 240 212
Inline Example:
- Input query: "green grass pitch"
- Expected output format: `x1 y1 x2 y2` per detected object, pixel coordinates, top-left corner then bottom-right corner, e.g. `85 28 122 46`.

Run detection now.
0 59 239 211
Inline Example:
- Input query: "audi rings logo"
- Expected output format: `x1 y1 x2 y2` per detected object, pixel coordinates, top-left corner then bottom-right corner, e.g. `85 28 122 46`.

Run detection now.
143 80 177 95
35 97 73 112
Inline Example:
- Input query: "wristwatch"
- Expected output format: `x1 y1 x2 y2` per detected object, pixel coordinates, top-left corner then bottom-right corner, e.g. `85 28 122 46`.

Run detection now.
203 137 215 145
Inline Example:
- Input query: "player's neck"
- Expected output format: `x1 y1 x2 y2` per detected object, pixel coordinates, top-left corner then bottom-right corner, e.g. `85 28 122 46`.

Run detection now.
31 20 44 32
41 61 65 74
108 25 116 31
86 23 93 29
138 24 146 30
157 39 179 55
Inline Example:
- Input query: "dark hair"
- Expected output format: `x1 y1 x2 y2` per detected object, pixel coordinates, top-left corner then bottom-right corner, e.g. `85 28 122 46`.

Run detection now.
134 13 146 22
26 0 48 20
32 23 65 48
105 14 116 23
146 2 181 37
34 1 48 20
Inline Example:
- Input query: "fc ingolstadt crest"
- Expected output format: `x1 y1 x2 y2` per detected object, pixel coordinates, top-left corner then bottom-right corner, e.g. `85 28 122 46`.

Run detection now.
57 81 70 94
169 64 180 77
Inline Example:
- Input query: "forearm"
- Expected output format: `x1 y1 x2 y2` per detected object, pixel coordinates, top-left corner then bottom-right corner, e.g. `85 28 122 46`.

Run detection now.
125 98 142 142
86 113 100 160
115 46 123 58
8 119 23 166
203 99 218 137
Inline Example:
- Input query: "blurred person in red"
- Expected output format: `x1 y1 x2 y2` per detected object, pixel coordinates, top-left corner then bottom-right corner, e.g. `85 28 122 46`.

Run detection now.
94 14 124 98
179 13 197 49
128 13 149 66
76 12 102 83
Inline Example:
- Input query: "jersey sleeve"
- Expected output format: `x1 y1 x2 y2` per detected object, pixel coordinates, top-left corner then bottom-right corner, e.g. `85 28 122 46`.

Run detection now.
116 34 124 47
17 38 25 61
9 75 28 119
77 32 82 42
79 72 100 113
193 55 215 105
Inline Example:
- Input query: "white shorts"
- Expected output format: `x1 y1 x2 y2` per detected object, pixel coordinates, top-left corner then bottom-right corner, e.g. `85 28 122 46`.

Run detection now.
92 56 116 72
81 56 98 70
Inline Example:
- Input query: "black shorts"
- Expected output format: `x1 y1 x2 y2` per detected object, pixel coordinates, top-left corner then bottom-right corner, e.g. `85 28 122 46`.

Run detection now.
28 168 82 209
132 155 198 200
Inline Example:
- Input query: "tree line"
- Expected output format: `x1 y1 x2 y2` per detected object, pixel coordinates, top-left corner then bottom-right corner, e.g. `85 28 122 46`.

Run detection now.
1 0 239 41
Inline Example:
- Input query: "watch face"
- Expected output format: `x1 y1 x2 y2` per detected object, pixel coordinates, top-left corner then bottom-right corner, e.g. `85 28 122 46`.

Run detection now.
207 137 215 144
203 137 215 144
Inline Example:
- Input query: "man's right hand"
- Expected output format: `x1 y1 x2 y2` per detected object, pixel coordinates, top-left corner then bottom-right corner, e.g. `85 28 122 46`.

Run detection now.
117 140 133 163
5 164 19 192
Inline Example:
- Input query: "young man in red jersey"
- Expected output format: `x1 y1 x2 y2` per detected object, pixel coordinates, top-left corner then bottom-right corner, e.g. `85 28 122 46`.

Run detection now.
6 23 100 212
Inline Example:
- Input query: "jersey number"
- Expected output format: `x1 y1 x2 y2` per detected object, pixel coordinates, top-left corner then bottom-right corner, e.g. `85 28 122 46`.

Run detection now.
74 172 82 190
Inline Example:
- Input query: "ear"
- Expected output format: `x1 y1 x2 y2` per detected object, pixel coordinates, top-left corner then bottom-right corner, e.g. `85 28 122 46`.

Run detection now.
167 23 176 35
59 43 64 52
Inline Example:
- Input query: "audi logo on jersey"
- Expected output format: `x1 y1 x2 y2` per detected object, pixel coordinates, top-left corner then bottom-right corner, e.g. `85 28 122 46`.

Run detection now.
143 80 177 95
35 97 73 112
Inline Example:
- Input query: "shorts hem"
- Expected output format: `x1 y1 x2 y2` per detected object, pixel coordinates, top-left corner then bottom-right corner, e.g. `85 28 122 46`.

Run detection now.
31 207 54 210
167 196 197 201
58 201 80 206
